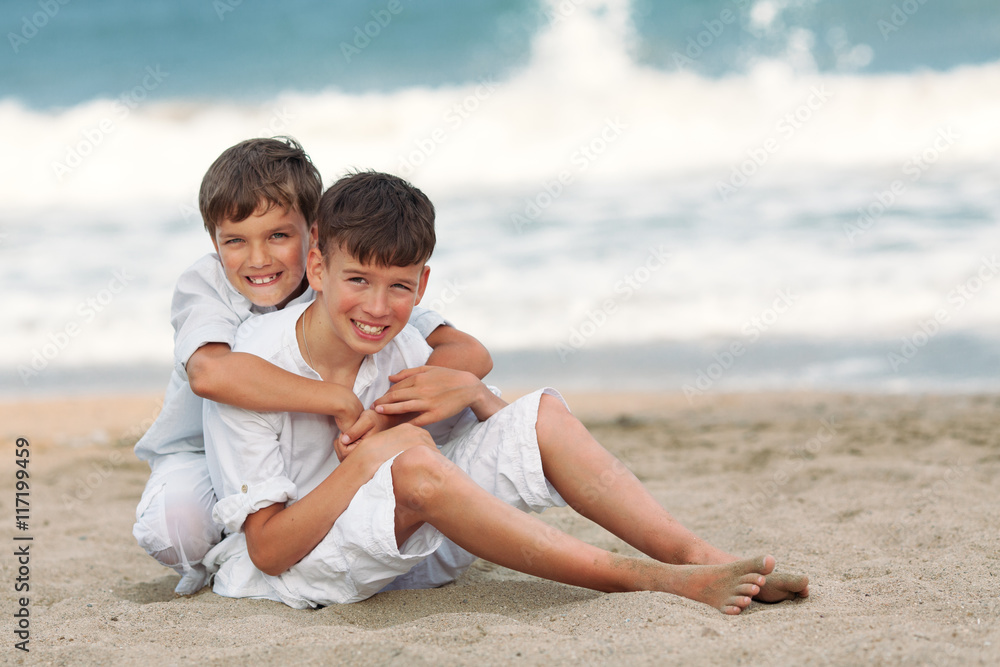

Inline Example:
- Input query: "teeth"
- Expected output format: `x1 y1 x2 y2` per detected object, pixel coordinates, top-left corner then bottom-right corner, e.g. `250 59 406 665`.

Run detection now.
354 321 386 335
248 274 278 285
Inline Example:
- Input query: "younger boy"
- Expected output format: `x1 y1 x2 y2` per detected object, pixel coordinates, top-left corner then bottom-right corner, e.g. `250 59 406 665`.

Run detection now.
202 171 809 614
133 139 492 595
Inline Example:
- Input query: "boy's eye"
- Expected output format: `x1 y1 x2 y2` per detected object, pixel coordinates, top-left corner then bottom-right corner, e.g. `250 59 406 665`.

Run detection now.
392 283 412 291
271 232 289 239
224 238 244 245
348 277 367 285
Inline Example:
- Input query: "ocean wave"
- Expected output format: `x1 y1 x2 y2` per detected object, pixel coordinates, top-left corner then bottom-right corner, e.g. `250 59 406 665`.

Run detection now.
3 0 1000 214
6 0 1000 383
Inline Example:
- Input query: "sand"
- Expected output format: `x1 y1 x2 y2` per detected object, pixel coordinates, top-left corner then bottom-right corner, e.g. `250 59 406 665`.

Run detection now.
1 390 998 665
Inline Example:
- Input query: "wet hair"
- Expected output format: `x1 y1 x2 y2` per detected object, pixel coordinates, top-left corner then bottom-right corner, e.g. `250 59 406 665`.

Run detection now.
198 136 322 237
316 171 435 267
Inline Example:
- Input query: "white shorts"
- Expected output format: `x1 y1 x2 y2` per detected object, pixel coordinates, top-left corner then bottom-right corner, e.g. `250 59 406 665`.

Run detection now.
206 388 567 607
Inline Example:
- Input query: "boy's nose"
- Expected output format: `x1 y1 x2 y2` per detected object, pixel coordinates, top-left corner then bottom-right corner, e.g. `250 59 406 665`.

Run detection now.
248 242 271 268
363 290 391 317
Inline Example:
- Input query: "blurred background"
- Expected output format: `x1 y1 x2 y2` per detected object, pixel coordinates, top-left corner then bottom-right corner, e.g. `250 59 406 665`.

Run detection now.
3 0 999 397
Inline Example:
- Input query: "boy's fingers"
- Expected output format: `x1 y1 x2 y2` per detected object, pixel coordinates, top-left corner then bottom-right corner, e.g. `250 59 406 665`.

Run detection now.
373 391 400 407
387 366 430 383
374 388 420 407
375 400 425 415
334 439 349 461
335 442 358 462
334 416 357 435
406 412 439 427
341 417 373 444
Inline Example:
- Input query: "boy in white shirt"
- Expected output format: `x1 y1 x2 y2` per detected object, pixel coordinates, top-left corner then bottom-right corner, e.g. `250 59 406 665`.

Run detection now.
203 171 809 614
133 139 492 595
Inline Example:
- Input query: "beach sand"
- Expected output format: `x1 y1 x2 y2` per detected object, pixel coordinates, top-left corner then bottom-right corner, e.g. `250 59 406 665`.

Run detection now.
1 391 998 665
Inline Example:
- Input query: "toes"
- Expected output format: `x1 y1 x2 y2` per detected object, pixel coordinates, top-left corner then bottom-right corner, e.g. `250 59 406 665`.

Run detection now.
738 555 775 577
736 583 760 597
722 601 748 615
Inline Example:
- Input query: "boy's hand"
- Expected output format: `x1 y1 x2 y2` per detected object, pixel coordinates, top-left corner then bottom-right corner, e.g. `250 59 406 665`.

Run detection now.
336 409 414 460
330 393 365 461
373 366 496 425
331 392 365 431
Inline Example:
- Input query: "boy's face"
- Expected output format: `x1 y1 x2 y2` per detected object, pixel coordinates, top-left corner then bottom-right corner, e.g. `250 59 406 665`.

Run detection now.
306 244 429 358
211 204 311 309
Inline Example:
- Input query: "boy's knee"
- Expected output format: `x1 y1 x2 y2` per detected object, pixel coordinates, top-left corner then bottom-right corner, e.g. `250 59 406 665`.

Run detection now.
391 446 453 511
539 393 569 416
536 392 574 439
538 394 572 419
392 445 445 480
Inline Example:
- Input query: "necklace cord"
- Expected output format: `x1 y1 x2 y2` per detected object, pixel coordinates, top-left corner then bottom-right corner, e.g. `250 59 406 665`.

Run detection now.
299 308 316 369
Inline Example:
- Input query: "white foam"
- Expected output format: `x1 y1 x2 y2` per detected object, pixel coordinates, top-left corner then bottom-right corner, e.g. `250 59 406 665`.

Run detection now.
3 0 1000 214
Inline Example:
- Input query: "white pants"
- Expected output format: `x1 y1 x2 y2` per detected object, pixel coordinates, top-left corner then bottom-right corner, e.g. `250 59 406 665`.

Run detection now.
133 451 222 594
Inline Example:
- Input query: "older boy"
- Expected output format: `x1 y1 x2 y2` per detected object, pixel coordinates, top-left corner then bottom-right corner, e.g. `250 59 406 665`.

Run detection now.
202 171 809 614
133 139 491 594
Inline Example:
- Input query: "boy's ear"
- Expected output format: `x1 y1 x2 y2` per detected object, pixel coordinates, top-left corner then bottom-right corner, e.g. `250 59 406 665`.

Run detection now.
306 246 326 292
414 265 430 305
309 223 318 248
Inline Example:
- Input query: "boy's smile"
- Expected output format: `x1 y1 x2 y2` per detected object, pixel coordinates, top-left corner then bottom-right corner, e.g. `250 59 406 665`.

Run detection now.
302 244 428 374
212 205 311 309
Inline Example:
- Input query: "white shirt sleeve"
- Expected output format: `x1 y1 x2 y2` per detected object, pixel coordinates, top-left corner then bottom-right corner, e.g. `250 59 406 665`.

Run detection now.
203 400 298 535
407 305 450 340
171 255 247 381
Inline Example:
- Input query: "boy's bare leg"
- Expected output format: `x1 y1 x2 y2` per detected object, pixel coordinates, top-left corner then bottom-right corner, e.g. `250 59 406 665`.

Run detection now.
390 446 772 615
534 395 809 603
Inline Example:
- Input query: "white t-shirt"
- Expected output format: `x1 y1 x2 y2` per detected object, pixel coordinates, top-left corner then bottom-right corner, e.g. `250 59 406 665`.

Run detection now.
133 253 447 462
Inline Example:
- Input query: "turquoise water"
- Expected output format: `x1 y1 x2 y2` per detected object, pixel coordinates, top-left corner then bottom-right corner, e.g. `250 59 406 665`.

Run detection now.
5 0 1000 107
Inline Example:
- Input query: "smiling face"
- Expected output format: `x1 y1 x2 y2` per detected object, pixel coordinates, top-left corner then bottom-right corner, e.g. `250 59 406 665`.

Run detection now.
305 244 429 363
211 204 311 309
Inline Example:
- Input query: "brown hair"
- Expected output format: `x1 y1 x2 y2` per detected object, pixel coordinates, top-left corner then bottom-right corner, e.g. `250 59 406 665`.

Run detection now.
198 136 322 237
316 171 435 267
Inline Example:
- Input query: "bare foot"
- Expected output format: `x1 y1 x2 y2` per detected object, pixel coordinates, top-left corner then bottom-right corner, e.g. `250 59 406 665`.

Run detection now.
669 554 776 615
697 549 809 605
755 570 809 603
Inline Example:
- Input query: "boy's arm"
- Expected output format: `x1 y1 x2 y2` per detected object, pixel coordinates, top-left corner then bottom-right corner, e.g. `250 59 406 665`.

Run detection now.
171 257 363 422
243 424 436 575
187 343 362 427
424 325 492 379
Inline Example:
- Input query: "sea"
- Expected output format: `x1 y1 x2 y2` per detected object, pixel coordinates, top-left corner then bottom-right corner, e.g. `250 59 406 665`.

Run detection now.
3 0 999 398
